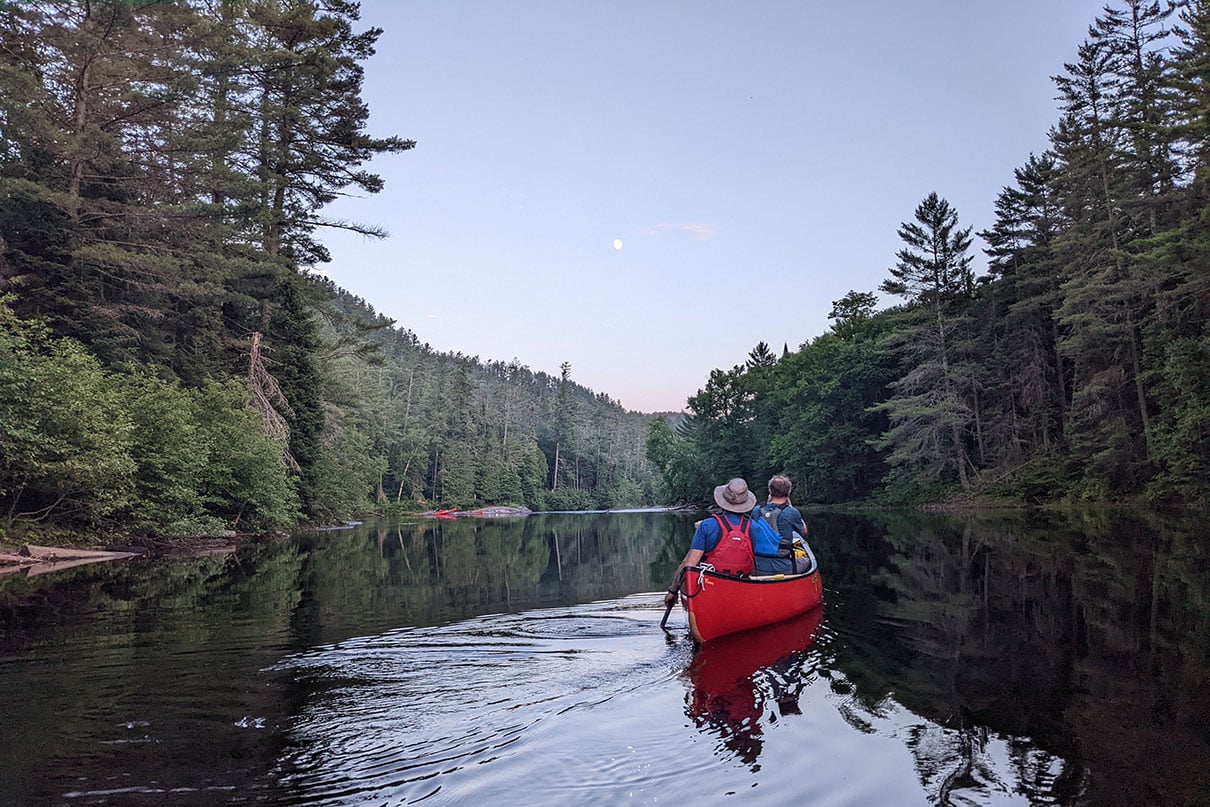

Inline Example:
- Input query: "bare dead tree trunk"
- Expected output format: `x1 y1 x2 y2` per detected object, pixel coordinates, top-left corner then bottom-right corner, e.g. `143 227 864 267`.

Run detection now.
973 384 986 466
1126 306 1153 461
247 331 299 470
69 59 92 198
401 369 414 433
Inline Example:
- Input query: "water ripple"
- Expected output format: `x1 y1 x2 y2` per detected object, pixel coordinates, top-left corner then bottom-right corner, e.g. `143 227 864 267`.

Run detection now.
270 596 696 804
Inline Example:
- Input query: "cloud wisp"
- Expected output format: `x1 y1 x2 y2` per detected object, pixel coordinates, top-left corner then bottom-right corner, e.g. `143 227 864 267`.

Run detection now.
649 222 717 240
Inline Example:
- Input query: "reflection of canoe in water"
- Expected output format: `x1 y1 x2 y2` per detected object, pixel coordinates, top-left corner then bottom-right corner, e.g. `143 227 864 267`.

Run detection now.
678 551 823 642
460 506 533 518
689 605 825 691
424 506 533 519
686 605 825 766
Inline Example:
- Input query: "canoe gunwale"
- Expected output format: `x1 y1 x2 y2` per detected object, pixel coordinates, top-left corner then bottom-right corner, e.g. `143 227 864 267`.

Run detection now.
679 543 820 589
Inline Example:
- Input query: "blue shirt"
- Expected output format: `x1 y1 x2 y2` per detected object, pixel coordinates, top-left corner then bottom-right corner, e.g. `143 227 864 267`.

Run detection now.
756 503 807 541
691 512 782 556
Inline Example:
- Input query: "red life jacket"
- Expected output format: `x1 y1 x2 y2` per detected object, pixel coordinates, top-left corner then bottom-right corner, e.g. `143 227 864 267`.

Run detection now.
704 514 755 576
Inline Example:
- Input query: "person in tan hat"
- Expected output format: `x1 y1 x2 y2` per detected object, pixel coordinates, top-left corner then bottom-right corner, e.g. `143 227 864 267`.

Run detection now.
662 478 784 606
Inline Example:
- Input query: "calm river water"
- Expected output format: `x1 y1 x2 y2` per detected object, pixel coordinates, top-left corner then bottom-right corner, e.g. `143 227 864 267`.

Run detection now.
1 509 1208 805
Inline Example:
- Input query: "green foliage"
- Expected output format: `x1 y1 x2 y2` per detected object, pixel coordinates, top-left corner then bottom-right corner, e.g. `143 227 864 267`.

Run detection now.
0 0 421 534
768 327 896 503
645 415 710 505
121 374 211 531
515 440 552 506
1148 337 1210 500
0 304 134 530
0 297 301 535
309 425 385 522
981 457 1076 505
684 364 764 484
191 380 300 530
600 476 645 509
654 3 1210 508
829 290 880 339
308 285 653 514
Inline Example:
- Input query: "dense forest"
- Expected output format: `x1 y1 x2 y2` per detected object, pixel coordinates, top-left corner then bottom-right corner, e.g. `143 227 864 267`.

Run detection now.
1 1 1206 542
651 0 1210 508
0 0 658 541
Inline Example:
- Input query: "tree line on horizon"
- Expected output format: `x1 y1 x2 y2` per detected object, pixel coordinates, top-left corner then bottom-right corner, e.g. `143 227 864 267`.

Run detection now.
0 0 657 541
650 0 1209 508
1 0 1205 542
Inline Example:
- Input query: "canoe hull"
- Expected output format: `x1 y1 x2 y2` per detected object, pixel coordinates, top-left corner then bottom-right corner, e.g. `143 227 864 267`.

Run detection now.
681 566 823 643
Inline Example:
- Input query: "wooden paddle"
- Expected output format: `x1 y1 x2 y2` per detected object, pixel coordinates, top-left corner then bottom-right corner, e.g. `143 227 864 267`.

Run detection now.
660 569 684 631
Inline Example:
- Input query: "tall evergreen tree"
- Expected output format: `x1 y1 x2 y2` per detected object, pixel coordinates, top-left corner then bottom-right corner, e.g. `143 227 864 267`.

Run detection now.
242 0 415 263
878 192 978 491
979 153 1068 461
1134 0 1210 497
1048 9 1182 490
1090 0 1180 235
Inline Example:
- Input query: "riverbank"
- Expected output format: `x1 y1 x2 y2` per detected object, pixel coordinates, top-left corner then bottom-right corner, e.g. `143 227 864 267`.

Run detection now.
0 545 143 577
0 534 250 577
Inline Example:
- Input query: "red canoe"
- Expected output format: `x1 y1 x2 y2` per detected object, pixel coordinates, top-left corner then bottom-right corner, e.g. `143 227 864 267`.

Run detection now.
677 556 823 643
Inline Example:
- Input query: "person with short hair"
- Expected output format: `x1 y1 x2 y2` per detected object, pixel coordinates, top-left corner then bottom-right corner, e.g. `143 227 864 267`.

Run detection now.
662 478 784 607
761 475 808 541
752 474 809 574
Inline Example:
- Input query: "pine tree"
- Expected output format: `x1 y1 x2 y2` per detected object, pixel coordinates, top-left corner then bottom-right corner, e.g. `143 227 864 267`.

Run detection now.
547 362 580 491
746 341 777 369
242 0 415 263
1048 9 1183 489
1135 0 1210 496
1090 0 1180 235
979 153 1067 460
877 193 977 490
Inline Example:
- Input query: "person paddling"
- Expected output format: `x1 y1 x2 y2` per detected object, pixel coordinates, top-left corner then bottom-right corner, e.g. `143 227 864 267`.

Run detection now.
663 478 783 607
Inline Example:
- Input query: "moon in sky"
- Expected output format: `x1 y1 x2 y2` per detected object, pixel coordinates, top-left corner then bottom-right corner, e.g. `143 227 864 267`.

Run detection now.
613 239 623 250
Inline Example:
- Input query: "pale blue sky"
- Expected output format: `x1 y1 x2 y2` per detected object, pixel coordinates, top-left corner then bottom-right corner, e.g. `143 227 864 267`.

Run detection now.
321 0 1107 413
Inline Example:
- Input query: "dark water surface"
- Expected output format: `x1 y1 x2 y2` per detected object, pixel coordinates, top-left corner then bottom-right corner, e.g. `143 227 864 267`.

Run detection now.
1 509 1208 805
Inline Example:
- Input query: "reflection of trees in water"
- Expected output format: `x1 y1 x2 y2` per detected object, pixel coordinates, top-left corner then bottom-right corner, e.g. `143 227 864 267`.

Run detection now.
287 512 693 638
812 508 1210 805
904 711 1088 806
0 512 686 802
0 543 307 802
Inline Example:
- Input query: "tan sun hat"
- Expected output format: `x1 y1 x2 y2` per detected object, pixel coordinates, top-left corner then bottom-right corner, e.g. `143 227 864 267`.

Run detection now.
713 478 757 513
